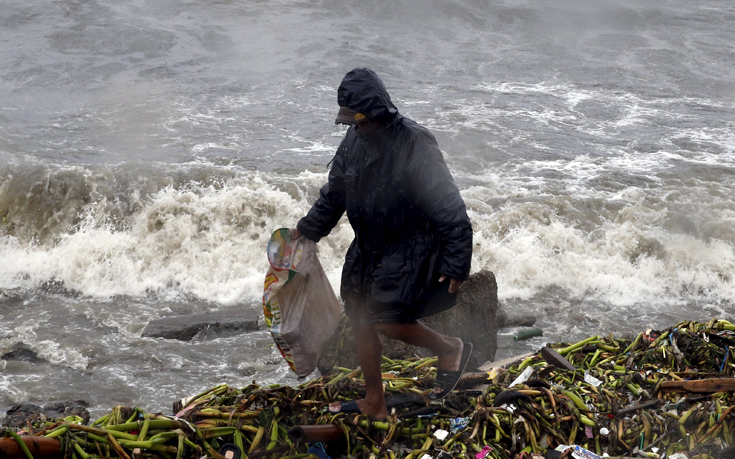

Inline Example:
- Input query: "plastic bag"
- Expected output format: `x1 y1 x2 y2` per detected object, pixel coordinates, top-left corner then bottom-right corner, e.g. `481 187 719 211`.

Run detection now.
262 228 342 378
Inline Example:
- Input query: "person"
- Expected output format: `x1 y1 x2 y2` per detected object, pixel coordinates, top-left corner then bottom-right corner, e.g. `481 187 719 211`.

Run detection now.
292 68 473 420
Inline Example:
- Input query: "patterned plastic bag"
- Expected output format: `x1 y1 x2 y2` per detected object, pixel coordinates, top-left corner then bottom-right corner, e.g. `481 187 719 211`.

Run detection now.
262 228 341 378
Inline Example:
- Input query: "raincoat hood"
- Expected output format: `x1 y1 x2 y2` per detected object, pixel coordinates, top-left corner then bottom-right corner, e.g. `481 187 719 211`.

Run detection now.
337 68 399 122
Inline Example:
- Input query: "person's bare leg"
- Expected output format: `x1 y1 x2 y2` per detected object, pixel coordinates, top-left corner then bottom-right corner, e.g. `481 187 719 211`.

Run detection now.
328 320 388 420
376 321 464 394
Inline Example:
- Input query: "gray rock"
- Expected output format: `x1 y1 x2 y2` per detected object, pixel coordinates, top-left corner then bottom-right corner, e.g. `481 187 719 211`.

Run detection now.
1 342 41 362
2 403 43 428
317 270 500 374
422 270 499 369
43 401 91 424
497 309 537 328
2 401 90 428
142 307 260 341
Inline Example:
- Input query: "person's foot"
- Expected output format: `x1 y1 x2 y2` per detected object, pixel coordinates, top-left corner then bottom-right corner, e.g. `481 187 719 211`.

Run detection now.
432 340 472 399
436 337 464 372
328 397 388 421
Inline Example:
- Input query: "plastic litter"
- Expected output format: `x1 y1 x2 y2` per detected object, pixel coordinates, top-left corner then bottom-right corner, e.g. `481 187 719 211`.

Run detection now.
583 371 602 387
509 365 534 387
514 327 544 341
449 417 470 434
306 444 332 459
218 443 241 459
571 445 602 459
262 228 342 377
475 445 493 459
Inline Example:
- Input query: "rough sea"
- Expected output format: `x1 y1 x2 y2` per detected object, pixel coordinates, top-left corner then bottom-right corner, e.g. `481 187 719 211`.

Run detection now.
2 0 735 417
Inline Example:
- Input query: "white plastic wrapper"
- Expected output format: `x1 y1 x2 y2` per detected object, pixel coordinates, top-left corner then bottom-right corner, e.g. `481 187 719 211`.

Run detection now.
510 366 534 387
433 429 449 441
584 371 603 387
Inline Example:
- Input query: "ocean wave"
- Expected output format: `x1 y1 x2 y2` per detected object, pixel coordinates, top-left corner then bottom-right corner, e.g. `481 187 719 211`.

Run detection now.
1 160 734 308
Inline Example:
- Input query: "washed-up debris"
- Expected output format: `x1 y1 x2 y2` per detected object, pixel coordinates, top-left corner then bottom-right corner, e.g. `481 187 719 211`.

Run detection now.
513 328 543 342
3 318 735 459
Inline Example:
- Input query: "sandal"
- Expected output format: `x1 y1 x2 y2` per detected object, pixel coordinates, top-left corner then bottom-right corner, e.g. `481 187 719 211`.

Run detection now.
430 341 473 401
328 400 362 414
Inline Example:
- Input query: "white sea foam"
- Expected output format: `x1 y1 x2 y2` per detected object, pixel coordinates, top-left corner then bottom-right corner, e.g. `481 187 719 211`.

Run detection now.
467 193 735 306
0 324 89 370
34 340 90 370
0 168 352 305
283 135 336 154
0 376 27 405
192 142 240 153
2 153 735 311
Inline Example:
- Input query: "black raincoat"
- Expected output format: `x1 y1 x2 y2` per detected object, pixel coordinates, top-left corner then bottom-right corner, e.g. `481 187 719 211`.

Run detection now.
297 69 473 323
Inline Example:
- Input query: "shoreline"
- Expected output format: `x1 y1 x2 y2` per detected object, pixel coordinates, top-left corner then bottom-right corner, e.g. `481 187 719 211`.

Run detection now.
3 318 735 459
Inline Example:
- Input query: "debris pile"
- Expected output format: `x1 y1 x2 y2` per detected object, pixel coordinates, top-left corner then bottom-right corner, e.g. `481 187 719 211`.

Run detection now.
3 318 735 459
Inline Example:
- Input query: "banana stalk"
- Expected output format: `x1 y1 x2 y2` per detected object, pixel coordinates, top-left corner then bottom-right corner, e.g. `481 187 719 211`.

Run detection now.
137 414 150 441
11 320 735 459
201 427 237 439
579 415 595 427
640 413 652 447
679 405 699 426
564 390 589 412
106 433 131 459
105 420 183 433
248 426 266 455
73 442 90 459
267 418 280 450
558 336 601 356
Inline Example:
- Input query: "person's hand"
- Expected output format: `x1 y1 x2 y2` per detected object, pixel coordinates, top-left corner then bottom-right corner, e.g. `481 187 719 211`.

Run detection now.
289 228 301 240
438 275 464 293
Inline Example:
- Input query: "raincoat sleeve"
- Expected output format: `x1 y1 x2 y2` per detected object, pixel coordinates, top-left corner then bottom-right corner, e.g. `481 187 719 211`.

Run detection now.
296 148 347 242
406 129 473 280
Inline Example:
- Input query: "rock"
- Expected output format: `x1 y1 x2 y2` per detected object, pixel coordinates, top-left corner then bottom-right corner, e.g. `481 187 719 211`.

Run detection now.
421 270 499 369
496 309 537 328
142 307 260 341
2 401 90 428
1 342 41 362
317 270 500 374
43 401 91 424
2 403 43 428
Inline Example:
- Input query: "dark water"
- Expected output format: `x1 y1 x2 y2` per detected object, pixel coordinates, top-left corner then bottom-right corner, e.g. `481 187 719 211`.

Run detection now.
2 0 735 417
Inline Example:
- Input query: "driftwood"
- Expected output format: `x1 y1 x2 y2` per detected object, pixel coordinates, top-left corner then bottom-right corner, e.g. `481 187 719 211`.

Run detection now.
658 377 735 393
457 371 491 388
540 346 576 371
614 399 662 418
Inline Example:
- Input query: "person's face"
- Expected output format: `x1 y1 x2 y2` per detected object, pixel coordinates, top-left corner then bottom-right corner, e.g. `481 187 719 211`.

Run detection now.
355 118 382 134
